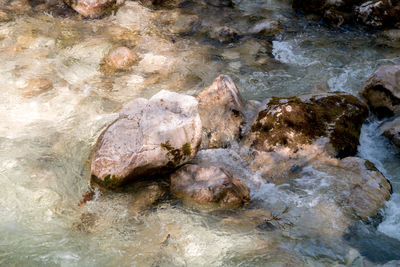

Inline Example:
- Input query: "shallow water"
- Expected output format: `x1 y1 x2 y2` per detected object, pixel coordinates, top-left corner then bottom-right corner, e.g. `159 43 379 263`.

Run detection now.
0 0 400 266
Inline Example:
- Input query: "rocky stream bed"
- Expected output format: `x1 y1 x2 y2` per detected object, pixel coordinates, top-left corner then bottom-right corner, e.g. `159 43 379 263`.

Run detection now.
0 0 400 266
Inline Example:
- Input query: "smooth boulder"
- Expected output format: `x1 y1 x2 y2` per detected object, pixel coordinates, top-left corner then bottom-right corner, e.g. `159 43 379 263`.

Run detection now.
170 164 250 208
244 92 369 158
90 90 202 189
361 65 400 118
197 75 244 149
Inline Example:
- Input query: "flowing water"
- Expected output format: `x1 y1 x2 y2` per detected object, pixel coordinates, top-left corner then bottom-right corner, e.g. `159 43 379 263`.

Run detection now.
0 0 400 266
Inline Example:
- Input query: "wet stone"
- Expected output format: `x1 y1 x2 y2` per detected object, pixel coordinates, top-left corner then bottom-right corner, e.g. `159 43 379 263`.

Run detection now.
170 164 250 209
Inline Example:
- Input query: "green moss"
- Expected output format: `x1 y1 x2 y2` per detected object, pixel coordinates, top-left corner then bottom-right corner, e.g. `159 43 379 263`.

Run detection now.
251 94 368 158
103 174 121 190
364 160 379 172
182 143 192 156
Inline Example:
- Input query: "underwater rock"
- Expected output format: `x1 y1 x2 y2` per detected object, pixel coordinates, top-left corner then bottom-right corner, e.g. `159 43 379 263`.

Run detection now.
312 157 392 220
170 164 250 208
21 78 53 97
361 65 400 118
380 116 400 148
197 75 244 149
90 90 202 189
100 46 138 74
244 92 368 158
355 0 400 29
129 181 169 212
64 0 122 18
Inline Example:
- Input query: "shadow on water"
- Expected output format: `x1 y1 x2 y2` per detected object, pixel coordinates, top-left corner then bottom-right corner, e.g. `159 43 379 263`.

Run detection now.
344 221 400 264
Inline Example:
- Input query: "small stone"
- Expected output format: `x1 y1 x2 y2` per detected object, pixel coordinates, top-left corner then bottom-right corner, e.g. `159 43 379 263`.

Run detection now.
101 47 138 74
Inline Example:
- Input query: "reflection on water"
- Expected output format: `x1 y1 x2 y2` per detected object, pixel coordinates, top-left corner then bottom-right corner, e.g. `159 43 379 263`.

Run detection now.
0 0 400 266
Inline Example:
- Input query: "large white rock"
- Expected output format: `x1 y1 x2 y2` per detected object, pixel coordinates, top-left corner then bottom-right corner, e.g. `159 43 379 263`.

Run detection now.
90 90 202 189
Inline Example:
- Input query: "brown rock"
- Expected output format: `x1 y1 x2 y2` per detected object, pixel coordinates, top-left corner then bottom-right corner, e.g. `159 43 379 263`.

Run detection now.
380 116 400 148
197 75 244 149
170 164 250 208
361 65 400 118
90 90 202 189
244 92 369 158
63 0 122 18
101 46 138 74
129 181 168 212
21 78 53 97
312 157 392 220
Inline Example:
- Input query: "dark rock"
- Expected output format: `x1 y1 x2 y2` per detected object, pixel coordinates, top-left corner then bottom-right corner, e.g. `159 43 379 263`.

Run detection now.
244 92 369 158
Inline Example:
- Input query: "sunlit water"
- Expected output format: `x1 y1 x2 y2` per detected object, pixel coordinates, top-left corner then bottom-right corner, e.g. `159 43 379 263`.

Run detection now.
0 0 400 266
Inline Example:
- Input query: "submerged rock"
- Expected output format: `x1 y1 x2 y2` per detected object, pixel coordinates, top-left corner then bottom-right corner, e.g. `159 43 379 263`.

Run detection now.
244 92 369 158
129 181 169 212
21 78 53 97
100 46 138 74
90 90 202 189
361 65 400 118
380 117 400 148
197 75 244 149
64 0 122 18
312 157 392 220
170 164 250 208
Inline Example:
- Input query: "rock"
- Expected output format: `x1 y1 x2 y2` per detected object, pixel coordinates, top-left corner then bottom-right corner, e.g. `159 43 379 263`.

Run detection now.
244 92 369 158
90 90 202 189
138 53 174 75
21 78 53 97
292 0 364 27
355 0 400 29
376 29 400 48
209 26 239 43
129 181 168 212
63 0 122 18
169 14 199 34
380 116 400 148
361 65 400 118
170 164 250 208
100 46 138 74
312 157 392 220
197 75 244 149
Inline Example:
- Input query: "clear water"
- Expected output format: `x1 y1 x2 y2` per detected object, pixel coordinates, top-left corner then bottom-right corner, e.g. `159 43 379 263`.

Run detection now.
0 0 400 266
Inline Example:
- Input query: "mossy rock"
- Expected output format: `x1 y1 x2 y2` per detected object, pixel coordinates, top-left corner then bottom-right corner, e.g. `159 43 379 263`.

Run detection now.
246 93 368 158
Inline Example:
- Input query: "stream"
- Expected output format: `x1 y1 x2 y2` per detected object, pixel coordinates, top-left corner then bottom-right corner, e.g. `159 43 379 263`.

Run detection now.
0 0 400 266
